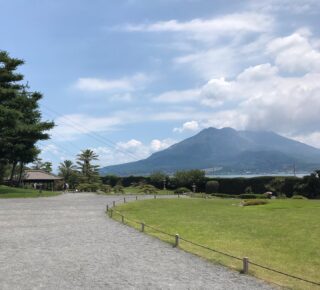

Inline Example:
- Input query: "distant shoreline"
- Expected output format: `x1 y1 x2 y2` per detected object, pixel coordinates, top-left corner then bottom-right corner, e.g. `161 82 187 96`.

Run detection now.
206 173 309 178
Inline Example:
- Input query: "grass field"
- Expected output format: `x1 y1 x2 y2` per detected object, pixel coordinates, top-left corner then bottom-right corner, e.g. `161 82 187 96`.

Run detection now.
112 198 320 290
0 185 61 198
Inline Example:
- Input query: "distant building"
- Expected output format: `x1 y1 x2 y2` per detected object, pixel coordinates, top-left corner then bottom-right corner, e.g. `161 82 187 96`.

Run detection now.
22 170 63 190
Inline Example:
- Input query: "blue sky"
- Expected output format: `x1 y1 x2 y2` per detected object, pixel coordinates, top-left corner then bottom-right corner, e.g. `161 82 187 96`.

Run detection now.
1 0 320 170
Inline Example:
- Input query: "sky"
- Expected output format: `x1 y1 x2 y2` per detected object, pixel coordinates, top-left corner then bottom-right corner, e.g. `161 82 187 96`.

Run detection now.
1 0 320 171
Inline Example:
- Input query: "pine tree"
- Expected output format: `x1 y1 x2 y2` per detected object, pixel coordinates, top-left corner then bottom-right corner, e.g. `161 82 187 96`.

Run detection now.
0 50 54 183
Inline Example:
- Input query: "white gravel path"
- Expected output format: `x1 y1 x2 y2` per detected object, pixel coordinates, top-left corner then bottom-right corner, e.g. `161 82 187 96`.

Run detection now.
0 193 276 290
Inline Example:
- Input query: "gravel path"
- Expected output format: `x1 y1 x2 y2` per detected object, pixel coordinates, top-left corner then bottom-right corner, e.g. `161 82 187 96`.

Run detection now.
0 193 276 290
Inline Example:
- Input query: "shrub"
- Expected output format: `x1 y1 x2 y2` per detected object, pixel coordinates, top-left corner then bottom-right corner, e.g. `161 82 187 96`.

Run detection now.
205 181 219 194
113 185 124 194
212 193 239 198
291 195 307 199
100 184 112 194
139 184 158 194
77 183 100 192
242 199 268 206
174 187 191 194
239 193 258 199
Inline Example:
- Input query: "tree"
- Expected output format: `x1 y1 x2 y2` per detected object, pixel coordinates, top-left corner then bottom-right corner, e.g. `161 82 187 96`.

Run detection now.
0 51 54 183
76 149 100 184
205 181 219 194
174 169 206 188
294 170 320 199
266 177 285 197
149 171 168 189
58 160 79 188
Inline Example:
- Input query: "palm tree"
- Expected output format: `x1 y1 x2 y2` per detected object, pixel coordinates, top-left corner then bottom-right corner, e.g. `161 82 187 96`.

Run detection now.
76 149 100 183
58 160 77 182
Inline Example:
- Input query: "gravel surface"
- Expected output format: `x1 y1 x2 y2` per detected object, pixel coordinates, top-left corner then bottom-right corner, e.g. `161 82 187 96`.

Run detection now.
0 193 276 290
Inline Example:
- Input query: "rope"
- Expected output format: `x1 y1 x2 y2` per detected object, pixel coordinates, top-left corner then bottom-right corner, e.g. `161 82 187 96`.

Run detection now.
249 261 320 286
179 236 242 261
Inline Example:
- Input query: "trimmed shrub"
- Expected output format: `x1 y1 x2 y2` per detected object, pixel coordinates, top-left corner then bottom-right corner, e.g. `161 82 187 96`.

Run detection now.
242 199 268 206
291 195 307 199
205 181 219 194
100 184 112 194
239 193 258 199
139 184 158 194
211 193 239 198
113 185 124 194
77 183 100 192
174 187 191 194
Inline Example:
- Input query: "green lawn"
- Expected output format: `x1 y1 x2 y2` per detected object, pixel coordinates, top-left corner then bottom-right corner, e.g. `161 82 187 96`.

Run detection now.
112 198 320 290
0 185 61 198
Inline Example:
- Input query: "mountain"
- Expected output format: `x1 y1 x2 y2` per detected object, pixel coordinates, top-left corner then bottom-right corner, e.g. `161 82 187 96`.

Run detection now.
100 127 320 176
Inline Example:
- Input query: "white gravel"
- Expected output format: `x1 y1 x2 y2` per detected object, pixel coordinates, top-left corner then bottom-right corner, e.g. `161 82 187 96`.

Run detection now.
0 193 276 290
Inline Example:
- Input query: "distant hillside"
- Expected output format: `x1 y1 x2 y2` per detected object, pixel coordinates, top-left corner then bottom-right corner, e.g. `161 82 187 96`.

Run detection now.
100 127 320 176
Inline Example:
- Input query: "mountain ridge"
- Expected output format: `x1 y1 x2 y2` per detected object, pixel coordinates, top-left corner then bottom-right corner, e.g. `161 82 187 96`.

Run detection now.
100 127 320 176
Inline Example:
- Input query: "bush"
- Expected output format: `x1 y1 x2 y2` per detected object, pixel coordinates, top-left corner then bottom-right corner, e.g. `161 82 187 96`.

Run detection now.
242 199 268 206
291 195 307 199
239 193 258 199
77 183 100 192
212 193 239 198
205 181 219 194
139 184 158 194
113 185 124 194
174 187 191 194
100 184 112 194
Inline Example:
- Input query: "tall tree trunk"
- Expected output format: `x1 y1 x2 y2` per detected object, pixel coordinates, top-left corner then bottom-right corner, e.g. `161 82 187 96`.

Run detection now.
9 161 17 183
18 162 24 186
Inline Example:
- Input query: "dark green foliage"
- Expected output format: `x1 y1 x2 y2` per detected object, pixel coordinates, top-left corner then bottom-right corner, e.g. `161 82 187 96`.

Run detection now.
149 171 168 189
293 170 320 199
212 193 238 198
205 180 219 194
174 187 190 194
239 193 259 199
0 51 54 182
173 169 205 189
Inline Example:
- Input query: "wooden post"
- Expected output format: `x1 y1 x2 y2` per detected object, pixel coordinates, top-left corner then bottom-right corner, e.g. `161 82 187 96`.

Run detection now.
106 205 109 212
141 222 145 232
154 195 156 199
178 194 180 198
110 209 113 218
174 234 179 247
121 215 124 223
243 257 249 274
136 196 138 200
124 197 126 203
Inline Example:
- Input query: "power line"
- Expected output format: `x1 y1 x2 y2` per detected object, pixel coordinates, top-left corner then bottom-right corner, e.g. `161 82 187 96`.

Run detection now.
41 105 141 160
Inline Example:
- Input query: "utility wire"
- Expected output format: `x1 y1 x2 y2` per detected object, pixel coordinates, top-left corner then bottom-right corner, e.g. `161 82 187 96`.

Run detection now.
41 105 141 160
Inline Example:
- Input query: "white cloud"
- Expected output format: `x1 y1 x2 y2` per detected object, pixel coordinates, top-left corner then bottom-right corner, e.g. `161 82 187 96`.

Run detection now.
94 138 176 166
74 73 150 92
174 120 200 133
292 132 320 149
267 30 320 73
153 89 200 103
123 13 273 41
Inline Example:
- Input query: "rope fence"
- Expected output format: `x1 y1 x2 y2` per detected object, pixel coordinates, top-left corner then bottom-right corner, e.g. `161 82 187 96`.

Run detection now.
106 195 320 287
